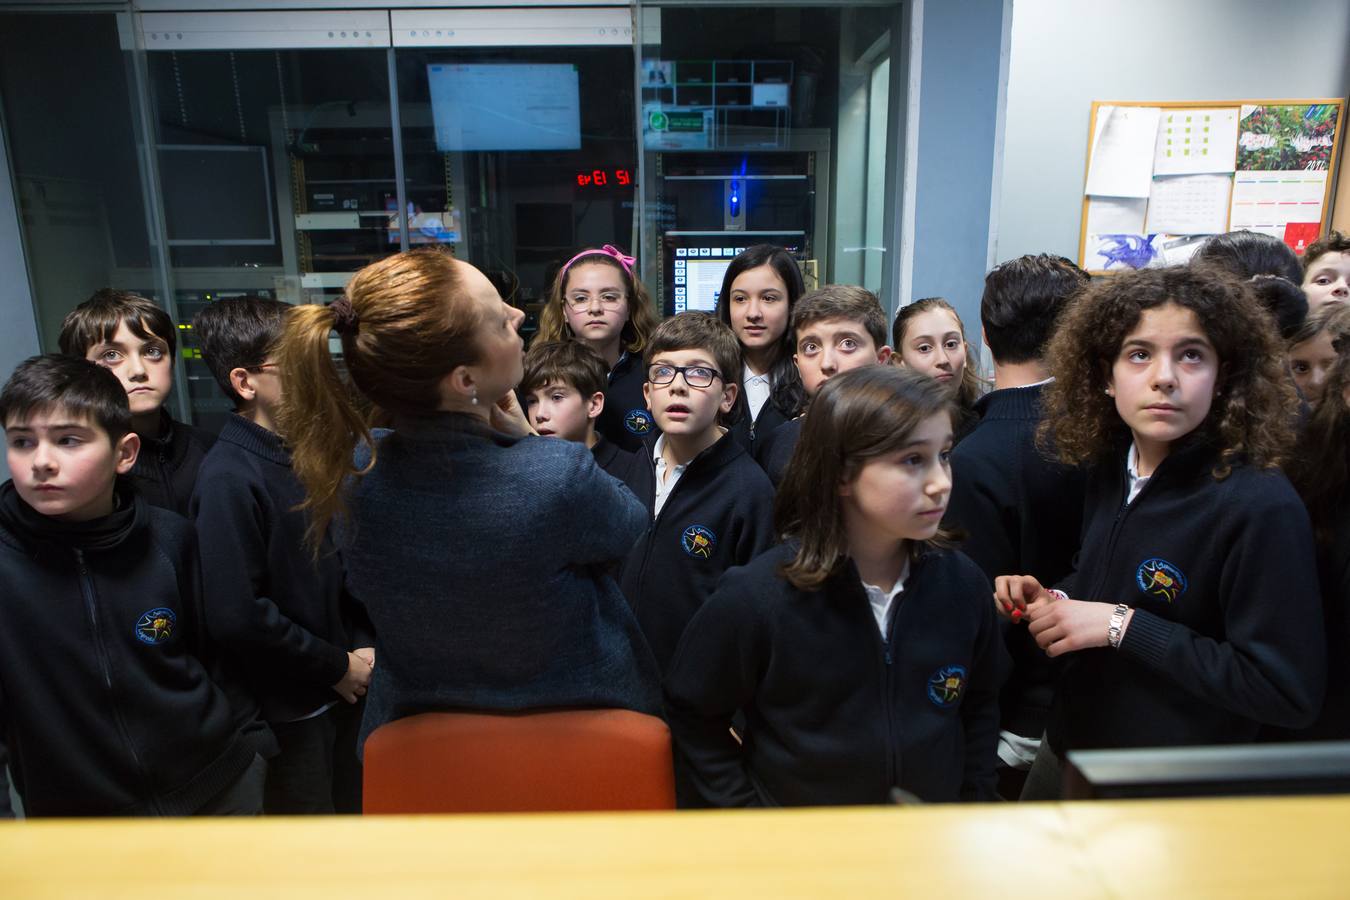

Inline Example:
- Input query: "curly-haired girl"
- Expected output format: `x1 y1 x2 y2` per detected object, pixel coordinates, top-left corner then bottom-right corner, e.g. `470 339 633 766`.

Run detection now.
536 245 662 451
995 264 1325 799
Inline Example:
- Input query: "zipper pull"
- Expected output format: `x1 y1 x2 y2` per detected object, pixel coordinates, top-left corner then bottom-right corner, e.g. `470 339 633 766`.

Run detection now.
883 638 892 666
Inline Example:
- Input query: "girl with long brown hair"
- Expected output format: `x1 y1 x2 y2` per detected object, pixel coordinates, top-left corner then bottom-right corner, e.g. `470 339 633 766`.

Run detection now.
997 264 1325 798
275 249 660 752
664 366 1003 806
535 245 661 451
891 297 984 439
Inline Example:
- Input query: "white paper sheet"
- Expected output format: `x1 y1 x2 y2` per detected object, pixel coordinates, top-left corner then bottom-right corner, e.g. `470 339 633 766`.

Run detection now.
1158 236 1208 266
1153 108 1239 176
1145 173 1232 234
1229 169 1327 239
1086 105 1162 198
1085 196 1148 234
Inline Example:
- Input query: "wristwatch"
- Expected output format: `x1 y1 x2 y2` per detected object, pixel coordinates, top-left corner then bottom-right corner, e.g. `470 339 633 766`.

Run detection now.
1107 603 1130 649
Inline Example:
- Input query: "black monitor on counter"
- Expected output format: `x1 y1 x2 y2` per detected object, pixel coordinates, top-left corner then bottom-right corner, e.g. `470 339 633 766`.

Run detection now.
1063 742 1350 800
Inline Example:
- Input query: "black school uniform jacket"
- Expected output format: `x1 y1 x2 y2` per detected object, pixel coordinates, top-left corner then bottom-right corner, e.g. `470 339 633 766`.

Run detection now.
729 391 793 461
755 416 802 487
1047 438 1325 754
595 351 660 453
190 415 372 723
619 431 775 672
128 407 216 517
591 433 638 483
665 543 1005 807
946 383 1085 739
0 482 274 817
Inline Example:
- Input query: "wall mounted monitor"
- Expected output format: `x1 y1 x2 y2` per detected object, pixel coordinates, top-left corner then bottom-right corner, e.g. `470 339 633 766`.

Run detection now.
157 145 275 246
428 63 581 152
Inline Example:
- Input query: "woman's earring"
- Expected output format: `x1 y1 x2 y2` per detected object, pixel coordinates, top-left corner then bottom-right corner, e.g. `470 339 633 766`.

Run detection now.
471 388 479 406
1104 388 1114 397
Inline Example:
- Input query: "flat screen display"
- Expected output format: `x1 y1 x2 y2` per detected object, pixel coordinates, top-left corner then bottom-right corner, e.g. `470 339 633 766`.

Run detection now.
157 145 275 246
428 63 581 152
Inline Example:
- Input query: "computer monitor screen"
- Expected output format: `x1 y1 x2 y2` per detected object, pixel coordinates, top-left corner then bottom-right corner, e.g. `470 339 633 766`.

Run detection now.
428 63 581 152
157 145 275 246
662 235 805 316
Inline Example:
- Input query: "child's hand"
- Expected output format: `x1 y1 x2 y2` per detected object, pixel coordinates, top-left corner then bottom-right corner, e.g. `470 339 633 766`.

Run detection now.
993 574 1051 623
354 647 375 668
1027 598 1132 657
332 651 374 704
490 390 536 437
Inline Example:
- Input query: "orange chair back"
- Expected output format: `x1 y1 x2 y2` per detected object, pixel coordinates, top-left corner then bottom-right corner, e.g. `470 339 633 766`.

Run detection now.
363 708 676 814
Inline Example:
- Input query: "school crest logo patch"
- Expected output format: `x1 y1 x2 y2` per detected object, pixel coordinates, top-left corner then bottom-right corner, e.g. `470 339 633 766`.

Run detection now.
134 607 176 645
680 525 716 559
624 408 654 435
927 665 967 708
1136 558 1187 603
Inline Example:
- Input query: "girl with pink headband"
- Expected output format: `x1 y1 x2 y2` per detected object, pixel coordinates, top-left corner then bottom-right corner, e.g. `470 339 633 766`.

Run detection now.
536 245 662 452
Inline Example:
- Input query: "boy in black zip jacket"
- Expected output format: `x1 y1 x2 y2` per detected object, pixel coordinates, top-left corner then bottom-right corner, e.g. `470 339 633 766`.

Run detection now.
520 339 638 482
0 355 275 817
190 297 373 814
619 313 775 673
666 368 1004 806
996 266 1325 799
944 255 1088 796
60 289 215 516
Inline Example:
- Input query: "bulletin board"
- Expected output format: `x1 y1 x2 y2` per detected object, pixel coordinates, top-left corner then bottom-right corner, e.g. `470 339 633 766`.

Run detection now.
1078 99 1344 274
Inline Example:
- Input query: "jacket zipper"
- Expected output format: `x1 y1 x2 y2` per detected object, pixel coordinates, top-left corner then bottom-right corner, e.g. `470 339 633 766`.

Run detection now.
1084 461 1159 602
633 446 712 610
879 587 899 791
75 549 159 813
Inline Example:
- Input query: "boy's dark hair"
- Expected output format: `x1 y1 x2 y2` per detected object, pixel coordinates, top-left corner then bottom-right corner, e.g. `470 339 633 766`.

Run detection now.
791 285 888 350
775 366 955 591
1193 231 1308 336
981 254 1089 364
1040 264 1295 479
644 312 742 392
1247 275 1310 340
0 354 131 443
58 289 177 360
1194 230 1304 283
193 296 291 406
520 340 608 398
1303 230 1350 271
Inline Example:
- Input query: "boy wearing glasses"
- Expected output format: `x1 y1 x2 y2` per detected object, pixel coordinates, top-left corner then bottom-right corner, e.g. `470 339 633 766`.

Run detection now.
190 297 374 814
619 313 775 673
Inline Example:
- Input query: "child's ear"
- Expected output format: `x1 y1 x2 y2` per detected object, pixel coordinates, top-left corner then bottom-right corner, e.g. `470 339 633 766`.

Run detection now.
642 380 653 410
587 391 605 421
719 381 739 415
876 345 894 365
229 367 256 403
114 432 140 475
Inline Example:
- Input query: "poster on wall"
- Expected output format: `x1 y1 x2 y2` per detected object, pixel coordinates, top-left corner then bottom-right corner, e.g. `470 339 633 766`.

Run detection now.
1231 104 1339 244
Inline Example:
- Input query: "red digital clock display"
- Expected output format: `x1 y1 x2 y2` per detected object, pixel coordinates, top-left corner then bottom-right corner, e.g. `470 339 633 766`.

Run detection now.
576 169 633 188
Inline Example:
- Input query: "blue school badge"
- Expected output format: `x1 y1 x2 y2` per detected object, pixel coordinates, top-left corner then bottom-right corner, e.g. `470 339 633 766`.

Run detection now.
681 525 716 560
1136 558 1187 603
927 665 967 708
624 408 654 435
134 607 176 645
